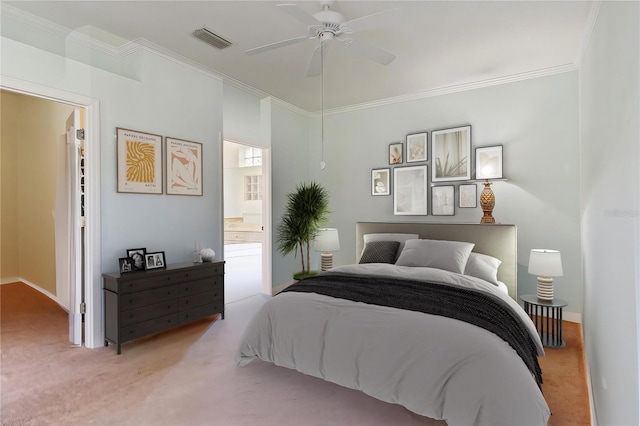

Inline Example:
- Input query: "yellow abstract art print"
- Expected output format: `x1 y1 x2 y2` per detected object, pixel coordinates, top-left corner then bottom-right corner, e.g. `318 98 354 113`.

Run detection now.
116 128 163 194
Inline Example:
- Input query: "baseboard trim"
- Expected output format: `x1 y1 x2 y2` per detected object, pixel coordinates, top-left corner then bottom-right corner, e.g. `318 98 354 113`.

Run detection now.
564 311 582 324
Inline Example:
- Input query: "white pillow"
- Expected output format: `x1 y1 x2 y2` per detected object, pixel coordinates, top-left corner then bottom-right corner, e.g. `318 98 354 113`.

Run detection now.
363 233 419 261
395 238 475 274
464 252 502 286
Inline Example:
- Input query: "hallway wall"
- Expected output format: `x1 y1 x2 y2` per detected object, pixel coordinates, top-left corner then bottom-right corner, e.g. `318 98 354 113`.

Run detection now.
0 90 73 296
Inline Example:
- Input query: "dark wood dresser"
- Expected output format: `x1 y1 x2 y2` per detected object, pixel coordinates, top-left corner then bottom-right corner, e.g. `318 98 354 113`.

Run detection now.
103 260 224 354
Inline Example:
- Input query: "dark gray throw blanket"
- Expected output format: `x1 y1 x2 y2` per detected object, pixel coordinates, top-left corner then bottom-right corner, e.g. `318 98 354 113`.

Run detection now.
281 273 543 387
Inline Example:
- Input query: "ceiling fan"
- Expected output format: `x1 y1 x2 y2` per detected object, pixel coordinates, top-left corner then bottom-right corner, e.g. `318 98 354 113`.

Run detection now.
245 0 398 77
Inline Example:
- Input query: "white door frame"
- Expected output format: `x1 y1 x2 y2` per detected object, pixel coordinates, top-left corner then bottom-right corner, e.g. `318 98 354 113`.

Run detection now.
1 76 103 348
221 139 272 295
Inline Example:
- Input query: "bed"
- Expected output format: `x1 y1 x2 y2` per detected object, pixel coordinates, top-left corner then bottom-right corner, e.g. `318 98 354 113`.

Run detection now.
236 222 550 425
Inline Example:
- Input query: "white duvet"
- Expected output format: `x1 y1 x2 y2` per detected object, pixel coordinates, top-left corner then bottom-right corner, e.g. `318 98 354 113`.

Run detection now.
236 264 551 425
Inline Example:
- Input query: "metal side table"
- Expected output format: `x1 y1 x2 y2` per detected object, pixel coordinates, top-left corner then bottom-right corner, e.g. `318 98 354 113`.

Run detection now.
520 294 568 348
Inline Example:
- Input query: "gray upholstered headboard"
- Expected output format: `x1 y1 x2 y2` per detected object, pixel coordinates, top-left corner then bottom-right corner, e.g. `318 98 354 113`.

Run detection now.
356 222 518 300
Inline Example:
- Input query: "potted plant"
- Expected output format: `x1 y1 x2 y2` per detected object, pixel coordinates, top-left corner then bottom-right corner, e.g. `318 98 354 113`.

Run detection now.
276 181 330 280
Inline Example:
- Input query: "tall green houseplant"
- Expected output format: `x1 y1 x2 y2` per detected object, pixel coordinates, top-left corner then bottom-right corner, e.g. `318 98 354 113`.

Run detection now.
277 181 330 279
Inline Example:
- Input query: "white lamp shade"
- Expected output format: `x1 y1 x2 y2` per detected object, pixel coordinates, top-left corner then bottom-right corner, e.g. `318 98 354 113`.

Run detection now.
314 228 340 252
528 249 563 277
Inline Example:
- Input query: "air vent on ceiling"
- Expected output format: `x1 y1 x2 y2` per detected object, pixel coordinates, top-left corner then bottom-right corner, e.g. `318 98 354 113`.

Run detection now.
192 27 232 50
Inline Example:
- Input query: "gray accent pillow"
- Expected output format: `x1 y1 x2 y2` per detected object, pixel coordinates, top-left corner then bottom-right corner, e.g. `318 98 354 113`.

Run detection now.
363 233 419 261
395 239 475 274
464 252 502 286
359 241 401 264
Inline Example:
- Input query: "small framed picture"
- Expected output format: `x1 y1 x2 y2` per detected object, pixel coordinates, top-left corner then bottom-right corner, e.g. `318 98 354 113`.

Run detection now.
475 145 503 180
371 168 390 196
406 132 428 163
119 257 133 274
145 251 166 270
432 185 455 216
389 142 403 165
459 184 477 208
432 125 471 182
126 248 147 271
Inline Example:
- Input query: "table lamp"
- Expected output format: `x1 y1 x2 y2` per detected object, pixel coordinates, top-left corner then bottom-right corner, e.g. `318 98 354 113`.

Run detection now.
475 146 503 224
528 249 563 300
314 228 340 271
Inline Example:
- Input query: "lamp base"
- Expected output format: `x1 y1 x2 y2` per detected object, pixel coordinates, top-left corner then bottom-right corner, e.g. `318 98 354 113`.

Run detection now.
536 276 554 300
479 180 496 224
320 252 333 271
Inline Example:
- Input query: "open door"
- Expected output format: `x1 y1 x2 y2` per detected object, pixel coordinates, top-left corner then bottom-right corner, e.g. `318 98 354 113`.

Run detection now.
65 109 84 345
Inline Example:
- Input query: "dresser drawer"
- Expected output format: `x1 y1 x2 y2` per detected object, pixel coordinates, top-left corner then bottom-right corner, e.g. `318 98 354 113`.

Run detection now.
120 285 177 310
117 274 176 294
178 277 222 296
120 300 178 327
121 314 179 343
178 290 222 310
170 265 223 284
178 302 223 325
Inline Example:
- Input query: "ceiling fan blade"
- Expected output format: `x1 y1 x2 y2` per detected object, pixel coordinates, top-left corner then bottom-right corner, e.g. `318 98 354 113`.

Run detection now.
341 8 399 34
277 3 321 27
245 35 309 56
306 42 330 77
344 38 396 66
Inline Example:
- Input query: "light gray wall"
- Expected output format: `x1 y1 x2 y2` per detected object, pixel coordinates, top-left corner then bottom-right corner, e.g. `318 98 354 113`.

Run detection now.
308 72 582 312
270 102 312 286
1 36 224 287
223 83 263 146
580 2 640 424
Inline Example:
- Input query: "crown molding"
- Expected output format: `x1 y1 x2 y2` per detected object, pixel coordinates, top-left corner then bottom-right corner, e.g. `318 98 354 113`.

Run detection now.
319 63 578 116
1 3 580 119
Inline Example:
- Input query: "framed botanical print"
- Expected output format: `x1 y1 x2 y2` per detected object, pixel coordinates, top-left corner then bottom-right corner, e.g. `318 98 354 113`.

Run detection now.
393 165 428 215
166 137 203 196
406 132 428 163
371 168 390 196
116 128 163 194
431 125 471 182
432 185 455 216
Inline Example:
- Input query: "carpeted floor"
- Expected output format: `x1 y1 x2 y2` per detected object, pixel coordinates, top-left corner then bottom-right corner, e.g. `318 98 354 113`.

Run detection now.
1 282 590 425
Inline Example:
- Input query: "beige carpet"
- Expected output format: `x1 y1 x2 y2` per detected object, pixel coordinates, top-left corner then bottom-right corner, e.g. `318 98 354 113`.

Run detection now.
1 282 589 425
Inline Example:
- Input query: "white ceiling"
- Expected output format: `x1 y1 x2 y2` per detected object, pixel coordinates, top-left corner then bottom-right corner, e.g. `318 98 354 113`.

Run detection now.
4 0 596 112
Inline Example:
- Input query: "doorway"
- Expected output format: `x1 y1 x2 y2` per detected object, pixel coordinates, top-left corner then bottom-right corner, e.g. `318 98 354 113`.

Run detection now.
222 140 271 301
0 79 101 349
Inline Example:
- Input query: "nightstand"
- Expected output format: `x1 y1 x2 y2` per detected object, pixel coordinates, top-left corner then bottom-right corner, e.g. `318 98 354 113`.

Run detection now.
519 294 568 348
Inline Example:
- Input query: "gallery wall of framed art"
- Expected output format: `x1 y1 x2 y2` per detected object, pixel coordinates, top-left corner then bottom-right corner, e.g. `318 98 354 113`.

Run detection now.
369 124 505 218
